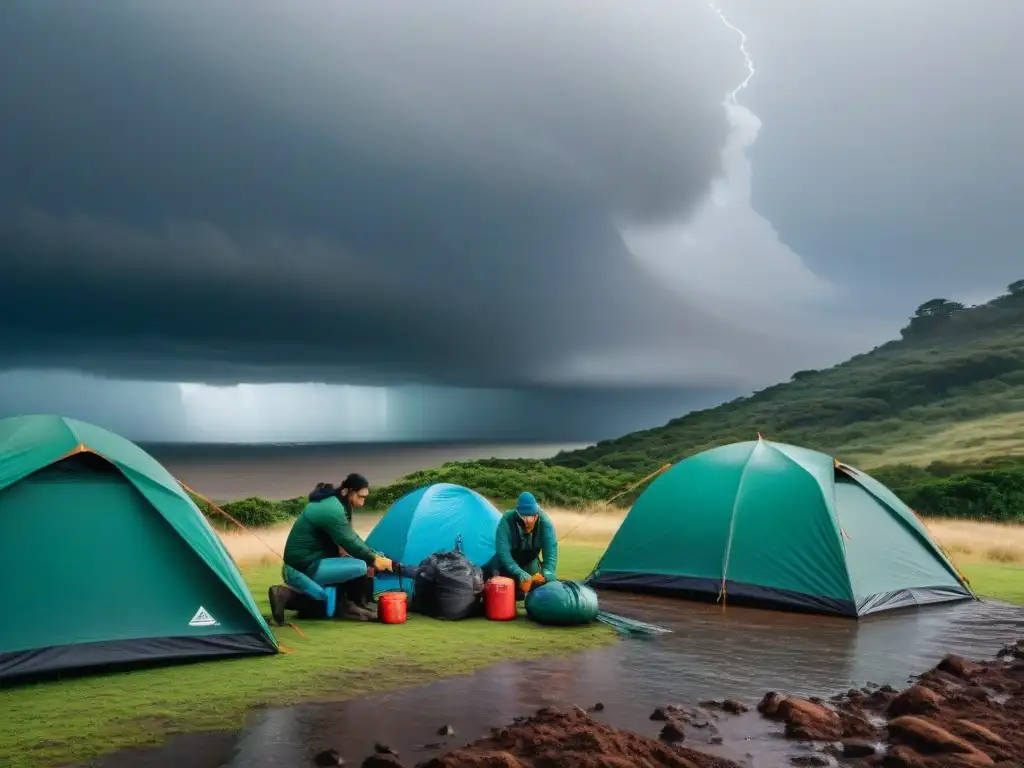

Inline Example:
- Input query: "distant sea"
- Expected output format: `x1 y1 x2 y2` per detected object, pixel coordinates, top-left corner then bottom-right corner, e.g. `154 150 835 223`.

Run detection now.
142 441 590 501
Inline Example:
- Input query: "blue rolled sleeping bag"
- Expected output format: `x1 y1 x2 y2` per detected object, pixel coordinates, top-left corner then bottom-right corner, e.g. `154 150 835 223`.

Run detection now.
524 580 600 626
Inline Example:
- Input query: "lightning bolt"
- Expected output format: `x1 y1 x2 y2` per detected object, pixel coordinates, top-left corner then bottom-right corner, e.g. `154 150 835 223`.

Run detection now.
707 1 755 105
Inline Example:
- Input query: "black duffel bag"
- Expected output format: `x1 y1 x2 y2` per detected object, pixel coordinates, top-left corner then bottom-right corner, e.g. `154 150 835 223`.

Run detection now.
410 538 485 620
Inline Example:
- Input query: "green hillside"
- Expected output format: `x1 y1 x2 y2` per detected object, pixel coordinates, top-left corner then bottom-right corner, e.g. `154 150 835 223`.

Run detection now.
553 283 1024 474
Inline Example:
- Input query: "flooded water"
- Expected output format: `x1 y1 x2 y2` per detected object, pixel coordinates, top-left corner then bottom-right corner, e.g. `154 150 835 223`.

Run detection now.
87 594 1024 768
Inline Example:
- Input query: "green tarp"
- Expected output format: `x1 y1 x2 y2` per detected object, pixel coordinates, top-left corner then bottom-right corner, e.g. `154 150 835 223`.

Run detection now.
587 438 976 617
0 414 277 683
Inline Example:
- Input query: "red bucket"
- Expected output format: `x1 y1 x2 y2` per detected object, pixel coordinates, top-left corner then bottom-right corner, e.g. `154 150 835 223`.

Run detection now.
378 590 408 624
485 576 517 621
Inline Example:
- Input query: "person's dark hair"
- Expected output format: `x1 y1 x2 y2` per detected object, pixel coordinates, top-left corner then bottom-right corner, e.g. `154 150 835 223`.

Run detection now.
308 474 370 507
340 473 370 493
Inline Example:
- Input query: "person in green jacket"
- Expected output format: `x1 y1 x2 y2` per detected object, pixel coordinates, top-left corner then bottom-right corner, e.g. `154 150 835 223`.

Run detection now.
269 473 393 623
493 491 558 599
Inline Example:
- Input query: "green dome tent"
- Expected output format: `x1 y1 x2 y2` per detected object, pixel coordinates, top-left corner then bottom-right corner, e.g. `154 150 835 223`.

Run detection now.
586 438 976 618
0 414 278 683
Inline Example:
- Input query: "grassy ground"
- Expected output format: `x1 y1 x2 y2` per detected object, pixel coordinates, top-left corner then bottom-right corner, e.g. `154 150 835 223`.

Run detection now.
960 563 1024 605
0 546 611 768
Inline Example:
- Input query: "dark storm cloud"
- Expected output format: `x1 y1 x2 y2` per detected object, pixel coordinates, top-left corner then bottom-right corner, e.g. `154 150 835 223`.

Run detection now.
0 0 791 390
728 0 1024 318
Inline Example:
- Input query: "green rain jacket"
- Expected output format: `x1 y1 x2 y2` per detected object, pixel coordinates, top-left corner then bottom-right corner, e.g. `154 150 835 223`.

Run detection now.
283 495 380 576
494 508 558 584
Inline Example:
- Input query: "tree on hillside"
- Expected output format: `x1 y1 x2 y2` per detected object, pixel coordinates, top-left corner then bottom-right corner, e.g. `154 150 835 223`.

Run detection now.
914 298 966 317
1008 279 1024 296
900 298 966 338
790 369 819 381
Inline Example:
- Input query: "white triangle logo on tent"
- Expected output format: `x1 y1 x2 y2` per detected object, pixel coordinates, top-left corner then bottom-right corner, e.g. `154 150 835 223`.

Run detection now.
189 606 219 627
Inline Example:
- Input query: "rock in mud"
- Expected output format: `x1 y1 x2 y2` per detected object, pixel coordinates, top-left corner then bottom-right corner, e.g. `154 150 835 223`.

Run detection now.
758 694 842 741
436 724 455 737
722 699 748 714
937 654 985 682
887 716 993 763
757 692 788 718
419 706 742 768
785 704 842 742
590 701 605 712
996 640 1023 659
651 705 683 721
697 698 746 715
314 748 345 766
954 720 1006 747
839 709 878 740
373 743 399 757
887 685 945 718
660 721 686 743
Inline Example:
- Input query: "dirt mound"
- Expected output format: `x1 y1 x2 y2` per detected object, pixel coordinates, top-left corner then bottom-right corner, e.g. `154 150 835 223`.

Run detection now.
415 707 742 768
757 638 1024 767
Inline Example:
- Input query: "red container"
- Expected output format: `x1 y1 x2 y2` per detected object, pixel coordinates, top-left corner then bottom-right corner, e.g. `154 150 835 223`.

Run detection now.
378 591 408 624
484 576 517 621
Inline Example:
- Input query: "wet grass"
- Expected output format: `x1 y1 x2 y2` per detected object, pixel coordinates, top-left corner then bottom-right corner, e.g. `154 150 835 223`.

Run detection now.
962 563 1024 605
0 546 612 768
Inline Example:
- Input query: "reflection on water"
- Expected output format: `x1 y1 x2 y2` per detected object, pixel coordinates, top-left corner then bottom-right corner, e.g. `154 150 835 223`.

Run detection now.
598 592 1024 702
91 595 1024 768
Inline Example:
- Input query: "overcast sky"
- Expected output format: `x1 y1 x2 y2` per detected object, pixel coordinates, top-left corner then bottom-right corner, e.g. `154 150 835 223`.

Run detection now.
0 1 1019 442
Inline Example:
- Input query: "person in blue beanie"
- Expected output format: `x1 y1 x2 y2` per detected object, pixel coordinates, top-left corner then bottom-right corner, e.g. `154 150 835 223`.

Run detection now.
493 491 559 598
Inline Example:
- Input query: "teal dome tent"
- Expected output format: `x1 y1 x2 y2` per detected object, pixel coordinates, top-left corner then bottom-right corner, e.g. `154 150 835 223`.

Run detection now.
367 483 502 594
0 415 278 683
586 438 976 618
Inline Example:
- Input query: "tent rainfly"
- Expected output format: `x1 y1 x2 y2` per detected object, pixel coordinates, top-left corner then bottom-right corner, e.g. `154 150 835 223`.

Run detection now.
0 414 278 683
586 438 976 618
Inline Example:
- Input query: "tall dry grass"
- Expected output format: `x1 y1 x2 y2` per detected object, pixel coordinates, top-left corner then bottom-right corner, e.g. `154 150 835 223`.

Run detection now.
217 506 1023 571
220 514 381 568
922 518 1024 566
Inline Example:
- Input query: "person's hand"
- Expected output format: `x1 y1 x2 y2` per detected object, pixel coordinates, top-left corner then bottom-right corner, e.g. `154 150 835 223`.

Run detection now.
531 573 546 585
520 578 533 594
373 556 394 572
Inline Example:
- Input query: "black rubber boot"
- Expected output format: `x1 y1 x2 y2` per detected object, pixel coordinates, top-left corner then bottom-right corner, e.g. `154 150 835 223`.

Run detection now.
335 596 373 621
346 575 377 614
268 584 302 626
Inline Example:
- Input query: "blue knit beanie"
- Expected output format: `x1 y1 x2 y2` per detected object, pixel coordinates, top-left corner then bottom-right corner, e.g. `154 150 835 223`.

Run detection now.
515 491 540 516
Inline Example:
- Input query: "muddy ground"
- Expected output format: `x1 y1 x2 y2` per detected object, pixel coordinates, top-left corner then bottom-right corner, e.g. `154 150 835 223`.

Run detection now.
756 636 1024 767
329 706 743 768
330 637 1023 767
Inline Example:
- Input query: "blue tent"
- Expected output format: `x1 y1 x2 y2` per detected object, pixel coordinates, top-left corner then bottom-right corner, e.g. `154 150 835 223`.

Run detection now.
367 483 502 594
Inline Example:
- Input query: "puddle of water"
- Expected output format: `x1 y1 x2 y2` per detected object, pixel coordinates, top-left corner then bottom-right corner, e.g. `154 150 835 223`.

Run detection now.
86 595 1024 768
